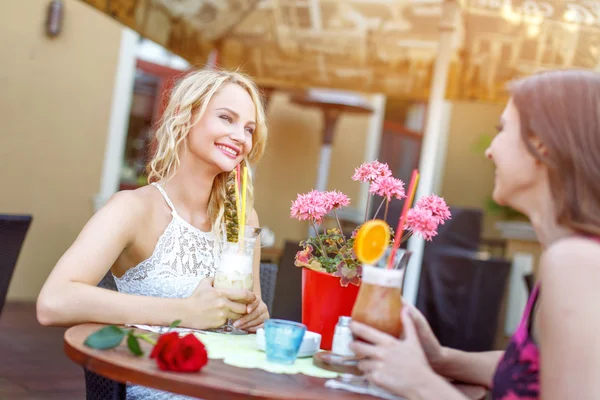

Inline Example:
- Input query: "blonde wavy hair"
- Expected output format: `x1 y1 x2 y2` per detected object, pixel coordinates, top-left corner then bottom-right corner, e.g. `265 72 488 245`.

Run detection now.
147 68 268 240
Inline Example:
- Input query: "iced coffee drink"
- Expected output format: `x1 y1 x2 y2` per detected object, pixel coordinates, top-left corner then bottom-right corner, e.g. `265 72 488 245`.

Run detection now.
213 226 261 335
213 250 254 291
351 265 405 338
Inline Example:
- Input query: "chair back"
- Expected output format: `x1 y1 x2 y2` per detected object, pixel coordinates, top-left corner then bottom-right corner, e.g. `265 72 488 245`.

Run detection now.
426 206 484 251
0 214 32 315
85 271 126 399
417 248 511 352
270 241 303 322
98 271 118 291
84 370 126 400
259 263 278 316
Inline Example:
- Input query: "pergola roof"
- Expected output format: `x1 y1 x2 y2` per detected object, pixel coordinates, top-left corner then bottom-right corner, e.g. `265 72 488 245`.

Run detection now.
82 0 600 102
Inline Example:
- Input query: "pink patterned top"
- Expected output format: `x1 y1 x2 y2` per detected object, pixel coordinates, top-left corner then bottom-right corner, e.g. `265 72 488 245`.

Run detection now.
491 283 541 399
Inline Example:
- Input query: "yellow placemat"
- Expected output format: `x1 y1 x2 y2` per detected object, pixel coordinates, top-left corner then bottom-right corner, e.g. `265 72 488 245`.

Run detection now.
195 332 339 378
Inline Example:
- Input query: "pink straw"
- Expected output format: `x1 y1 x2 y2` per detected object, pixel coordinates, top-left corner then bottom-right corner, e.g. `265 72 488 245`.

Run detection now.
387 169 419 269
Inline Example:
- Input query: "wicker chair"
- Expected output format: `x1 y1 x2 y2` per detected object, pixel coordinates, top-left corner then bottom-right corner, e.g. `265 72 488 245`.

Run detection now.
0 214 32 316
84 369 126 400
84 264 278 399
259 263 278 316
85 272 126 400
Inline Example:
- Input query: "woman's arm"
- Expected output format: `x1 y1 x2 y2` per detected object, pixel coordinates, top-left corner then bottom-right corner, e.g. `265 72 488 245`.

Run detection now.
434 348 503 389
350 309 469 400
37 191 254 329
539 237 600 399
406 303 502 388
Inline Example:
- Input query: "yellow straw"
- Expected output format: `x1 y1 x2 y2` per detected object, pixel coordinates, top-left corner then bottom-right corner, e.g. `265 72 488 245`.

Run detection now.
233 169 242 223
239 166 248 248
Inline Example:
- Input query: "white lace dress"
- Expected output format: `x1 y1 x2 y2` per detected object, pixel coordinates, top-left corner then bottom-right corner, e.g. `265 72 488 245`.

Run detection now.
113 183 218 399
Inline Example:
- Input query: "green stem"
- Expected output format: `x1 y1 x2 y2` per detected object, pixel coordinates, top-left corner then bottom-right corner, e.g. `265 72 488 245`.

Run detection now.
373 198 386 219
364 193 372 222
136 333 157 346
333 209 348 244
310 220 328 257
383 199 390 221
401 231 412 244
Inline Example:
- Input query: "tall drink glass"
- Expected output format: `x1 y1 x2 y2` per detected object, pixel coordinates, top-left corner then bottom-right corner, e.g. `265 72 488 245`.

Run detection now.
336 248 411 386
213 226 261 335
351 248 412 338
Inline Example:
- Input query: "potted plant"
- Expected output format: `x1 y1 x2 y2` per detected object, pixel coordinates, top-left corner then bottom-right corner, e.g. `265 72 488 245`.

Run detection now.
290 161 451 349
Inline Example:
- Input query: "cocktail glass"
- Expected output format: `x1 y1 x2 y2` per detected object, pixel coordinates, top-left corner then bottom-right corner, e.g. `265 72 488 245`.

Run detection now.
213 226 261 335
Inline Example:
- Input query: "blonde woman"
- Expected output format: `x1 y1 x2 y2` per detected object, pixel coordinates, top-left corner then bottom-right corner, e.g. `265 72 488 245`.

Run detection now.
37 69 269 397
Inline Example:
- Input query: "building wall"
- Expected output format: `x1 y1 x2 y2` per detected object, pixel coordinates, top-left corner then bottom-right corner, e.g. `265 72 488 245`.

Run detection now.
0 0 123 300
254 93 373 247
0 0 505 302
440 101 506 239
254 95 505 248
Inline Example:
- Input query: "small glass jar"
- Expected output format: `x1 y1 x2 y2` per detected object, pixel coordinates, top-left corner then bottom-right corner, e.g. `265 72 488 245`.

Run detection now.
331 316 355 357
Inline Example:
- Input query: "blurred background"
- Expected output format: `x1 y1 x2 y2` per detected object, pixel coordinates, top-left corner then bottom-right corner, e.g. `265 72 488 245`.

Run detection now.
1 0 598 398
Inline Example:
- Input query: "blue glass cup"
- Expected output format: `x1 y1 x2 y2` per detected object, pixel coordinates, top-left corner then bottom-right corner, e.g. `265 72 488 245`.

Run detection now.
264 319 307 365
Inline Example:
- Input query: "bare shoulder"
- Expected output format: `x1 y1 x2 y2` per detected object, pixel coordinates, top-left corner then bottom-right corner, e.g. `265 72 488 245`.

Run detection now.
541 236 600 276
102 188 147 217
540 236 600 301
538 236 600 397
98 185 163 224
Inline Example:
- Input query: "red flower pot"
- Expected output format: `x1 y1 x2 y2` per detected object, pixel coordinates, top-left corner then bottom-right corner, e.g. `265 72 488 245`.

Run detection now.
301 268 360 350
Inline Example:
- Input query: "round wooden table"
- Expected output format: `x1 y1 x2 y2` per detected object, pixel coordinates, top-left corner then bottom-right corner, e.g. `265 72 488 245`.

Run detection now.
65 323 486 400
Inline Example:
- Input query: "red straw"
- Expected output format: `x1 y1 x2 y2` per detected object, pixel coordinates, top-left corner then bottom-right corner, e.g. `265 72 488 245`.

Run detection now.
236 164 242 189
387 169 420 269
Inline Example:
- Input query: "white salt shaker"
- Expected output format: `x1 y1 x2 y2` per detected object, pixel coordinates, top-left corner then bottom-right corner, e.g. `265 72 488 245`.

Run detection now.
331 316 355 357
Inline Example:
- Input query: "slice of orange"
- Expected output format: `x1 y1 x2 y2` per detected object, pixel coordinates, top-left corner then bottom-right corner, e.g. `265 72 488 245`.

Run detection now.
353 219 391 265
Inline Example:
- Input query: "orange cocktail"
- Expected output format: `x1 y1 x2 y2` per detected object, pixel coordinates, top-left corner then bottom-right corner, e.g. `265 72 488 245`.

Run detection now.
351 264 405 338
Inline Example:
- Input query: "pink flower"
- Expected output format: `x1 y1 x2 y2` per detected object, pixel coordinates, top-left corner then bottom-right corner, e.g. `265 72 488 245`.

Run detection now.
351 160 392 183
325 190 350 209
405 208 439 241
290 190 330 224
369 176 406 201
415 195 451 225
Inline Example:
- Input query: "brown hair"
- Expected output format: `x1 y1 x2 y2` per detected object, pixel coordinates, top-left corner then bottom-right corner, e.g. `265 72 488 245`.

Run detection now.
508 70 600 236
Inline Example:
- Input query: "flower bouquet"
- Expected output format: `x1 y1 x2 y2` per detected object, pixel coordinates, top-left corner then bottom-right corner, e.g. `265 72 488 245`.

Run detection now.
290 160 451 287
290 161 450 350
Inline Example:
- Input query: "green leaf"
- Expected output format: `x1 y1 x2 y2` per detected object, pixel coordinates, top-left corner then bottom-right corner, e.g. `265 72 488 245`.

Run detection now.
472 133 494 153
127 332 144 356
84 326 126 350
169 320 182 329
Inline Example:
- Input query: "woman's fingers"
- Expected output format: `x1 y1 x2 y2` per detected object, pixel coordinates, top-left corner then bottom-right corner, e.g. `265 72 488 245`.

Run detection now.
350 321 396 345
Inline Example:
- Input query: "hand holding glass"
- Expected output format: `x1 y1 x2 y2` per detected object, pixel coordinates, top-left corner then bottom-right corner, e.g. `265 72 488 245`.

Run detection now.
213 226 261 334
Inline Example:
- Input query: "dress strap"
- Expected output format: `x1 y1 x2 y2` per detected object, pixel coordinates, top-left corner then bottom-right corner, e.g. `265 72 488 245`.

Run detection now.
522 282 541 333
524 283 541 316
151 183 177 215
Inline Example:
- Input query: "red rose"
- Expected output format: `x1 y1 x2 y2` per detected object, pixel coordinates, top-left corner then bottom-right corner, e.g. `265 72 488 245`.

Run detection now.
150 332 208 372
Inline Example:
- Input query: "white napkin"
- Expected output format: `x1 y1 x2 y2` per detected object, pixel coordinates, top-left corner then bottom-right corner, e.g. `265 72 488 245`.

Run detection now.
325 376 405 400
